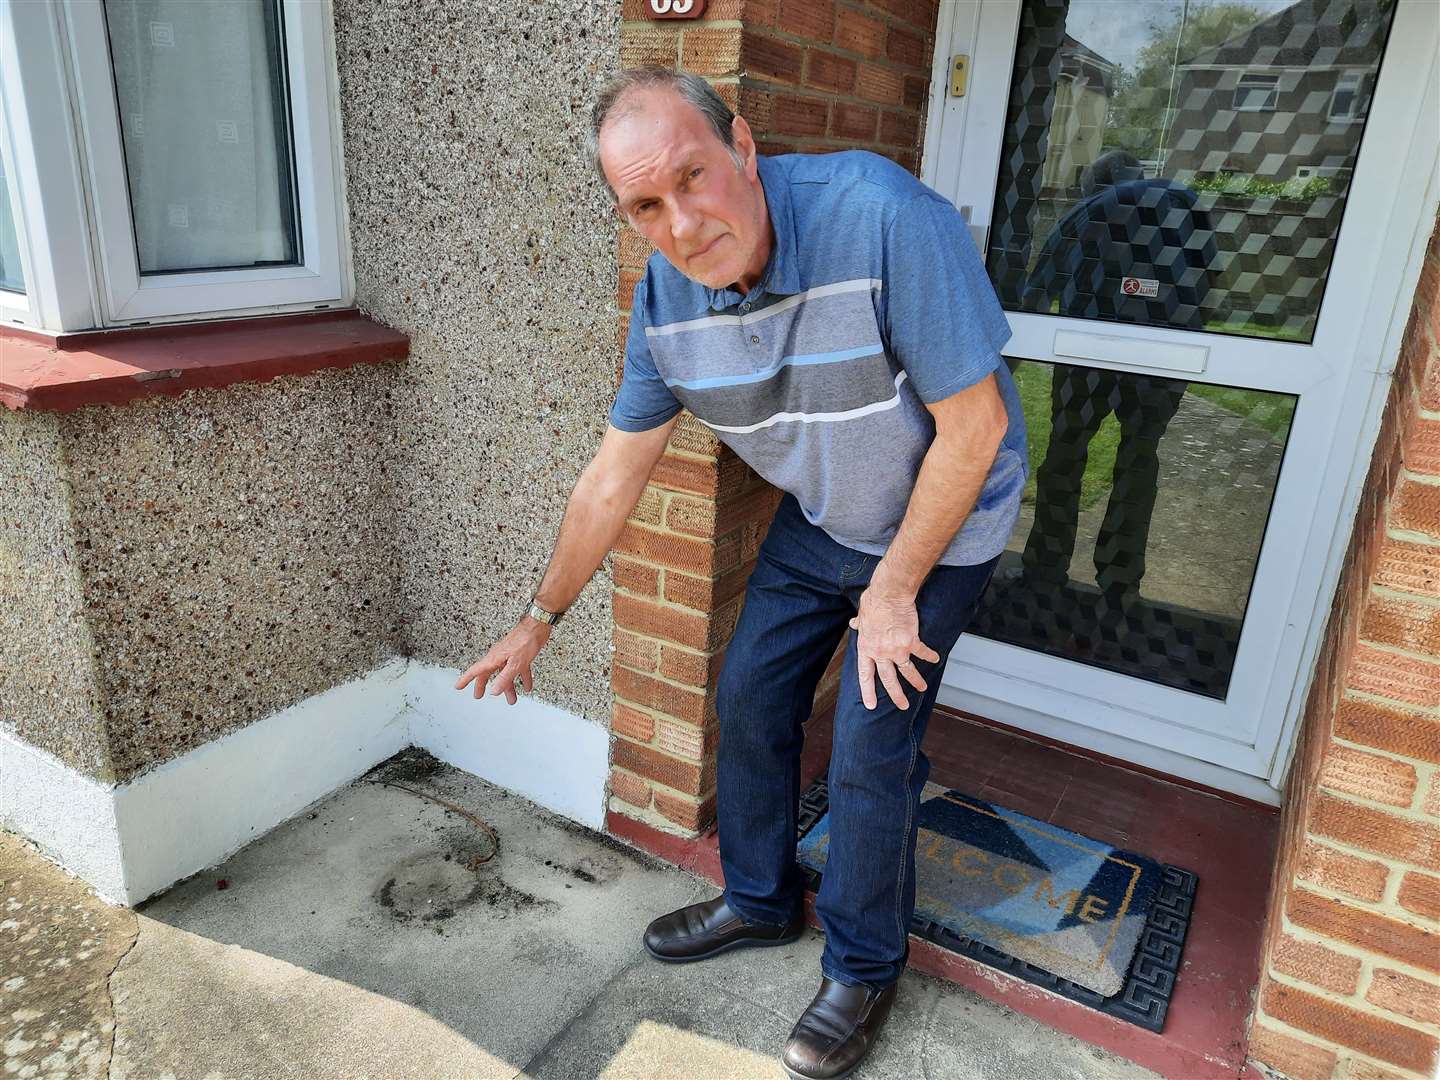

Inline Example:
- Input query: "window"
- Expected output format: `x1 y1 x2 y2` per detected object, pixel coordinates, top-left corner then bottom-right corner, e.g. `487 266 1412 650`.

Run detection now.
0 0 348 331
1233 72 1280 112
0 122 25 295
1329 70 1365 122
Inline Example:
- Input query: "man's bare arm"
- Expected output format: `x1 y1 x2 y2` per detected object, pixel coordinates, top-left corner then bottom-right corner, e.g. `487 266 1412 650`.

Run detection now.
851 372 1010 710
454 415 680 704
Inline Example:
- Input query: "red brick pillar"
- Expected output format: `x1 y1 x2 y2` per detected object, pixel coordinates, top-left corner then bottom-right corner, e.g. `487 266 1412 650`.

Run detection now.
1247 219 1440 1080
608 11 767 836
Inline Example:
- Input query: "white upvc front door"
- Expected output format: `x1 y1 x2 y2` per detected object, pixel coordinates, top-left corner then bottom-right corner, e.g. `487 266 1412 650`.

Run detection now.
924 0 1440 802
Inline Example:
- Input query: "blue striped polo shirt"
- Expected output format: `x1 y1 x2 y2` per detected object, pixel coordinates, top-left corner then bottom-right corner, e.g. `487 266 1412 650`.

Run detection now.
610 150 1028 567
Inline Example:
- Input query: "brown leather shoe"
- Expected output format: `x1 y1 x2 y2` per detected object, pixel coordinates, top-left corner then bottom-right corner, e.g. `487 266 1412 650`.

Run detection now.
781 976 899 1080
643 895 804 963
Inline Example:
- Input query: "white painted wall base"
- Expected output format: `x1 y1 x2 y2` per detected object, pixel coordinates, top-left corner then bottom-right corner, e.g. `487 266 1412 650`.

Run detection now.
405 662 610 832
0 658 611 907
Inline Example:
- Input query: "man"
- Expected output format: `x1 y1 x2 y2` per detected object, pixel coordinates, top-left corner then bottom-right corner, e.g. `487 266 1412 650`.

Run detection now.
455 67 1027 1080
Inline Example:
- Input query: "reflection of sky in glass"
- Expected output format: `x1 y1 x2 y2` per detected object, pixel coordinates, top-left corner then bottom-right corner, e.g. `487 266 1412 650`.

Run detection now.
1066 0 1300 70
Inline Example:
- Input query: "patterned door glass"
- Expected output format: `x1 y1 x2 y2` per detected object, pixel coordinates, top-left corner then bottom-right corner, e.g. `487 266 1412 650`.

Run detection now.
970 360 1296 699
987 0 1397 343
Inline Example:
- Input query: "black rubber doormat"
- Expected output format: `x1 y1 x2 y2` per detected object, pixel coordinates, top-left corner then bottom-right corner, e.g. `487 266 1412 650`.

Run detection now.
795 778 1198 1033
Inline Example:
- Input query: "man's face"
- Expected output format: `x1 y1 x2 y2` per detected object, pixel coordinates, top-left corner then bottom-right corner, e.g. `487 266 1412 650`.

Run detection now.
599 89 770 291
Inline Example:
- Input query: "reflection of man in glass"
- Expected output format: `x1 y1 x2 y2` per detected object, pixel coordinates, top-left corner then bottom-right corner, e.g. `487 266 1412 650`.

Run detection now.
1018 150 1217 603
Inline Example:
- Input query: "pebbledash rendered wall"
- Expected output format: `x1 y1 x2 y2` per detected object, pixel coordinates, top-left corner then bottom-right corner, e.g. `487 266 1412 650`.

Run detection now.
0 2 623 794
0 367 408 787
330 0 623 720
1245 219 1440 1080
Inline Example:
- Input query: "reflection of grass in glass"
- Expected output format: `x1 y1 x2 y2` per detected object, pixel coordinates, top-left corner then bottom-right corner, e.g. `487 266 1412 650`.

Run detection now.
1013 362 1121 511
1188 384 1295 439
1011 364 1297 513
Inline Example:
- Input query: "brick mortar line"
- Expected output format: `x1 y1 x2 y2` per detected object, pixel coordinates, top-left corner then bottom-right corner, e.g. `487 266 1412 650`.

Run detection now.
1352 960 1440 1029
745 24 935 78
613 764 719 805
611 726 710 766
1344 631 1440 672
1385 525 1440 548
1297 823 1440 879
1250 1005 1434 1080
831 0 941 39
1311 782 1440 826
614 578 743 618
620 18 746 29
1315 777 1420 816
614 627 721 662
1381 863 1409 908
746 78 928 114
1329 733 1440 777
1370 582 1440 609
1353 629 1440 669
1280 911 1440 983
1397 466 1440 488
610 760 718 807
1340 687 1440 719
1265 964 1440 1038
615 664 719 703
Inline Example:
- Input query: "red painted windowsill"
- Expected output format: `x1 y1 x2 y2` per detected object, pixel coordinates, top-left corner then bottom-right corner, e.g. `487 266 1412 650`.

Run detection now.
0 309 409 413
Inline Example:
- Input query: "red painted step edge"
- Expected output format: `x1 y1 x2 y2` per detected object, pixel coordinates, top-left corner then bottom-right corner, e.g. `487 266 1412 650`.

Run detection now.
0 309 409 412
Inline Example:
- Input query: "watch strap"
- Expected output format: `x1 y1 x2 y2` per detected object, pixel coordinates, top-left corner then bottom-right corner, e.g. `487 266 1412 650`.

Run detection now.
527 600 564 626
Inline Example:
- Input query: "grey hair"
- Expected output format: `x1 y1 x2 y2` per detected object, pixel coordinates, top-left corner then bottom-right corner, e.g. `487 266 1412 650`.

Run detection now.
587 66 742 201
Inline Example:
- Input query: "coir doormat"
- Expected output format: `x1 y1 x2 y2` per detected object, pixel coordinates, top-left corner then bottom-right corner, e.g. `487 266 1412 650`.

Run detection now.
795 779 1197 1032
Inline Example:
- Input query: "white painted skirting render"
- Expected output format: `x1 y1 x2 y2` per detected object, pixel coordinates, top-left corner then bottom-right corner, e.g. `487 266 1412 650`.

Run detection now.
405 662 609 832
0 657 610 907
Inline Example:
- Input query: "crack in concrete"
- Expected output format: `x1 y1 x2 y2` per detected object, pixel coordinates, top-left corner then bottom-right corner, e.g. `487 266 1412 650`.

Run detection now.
102 914 141 1080
510 954 649 1080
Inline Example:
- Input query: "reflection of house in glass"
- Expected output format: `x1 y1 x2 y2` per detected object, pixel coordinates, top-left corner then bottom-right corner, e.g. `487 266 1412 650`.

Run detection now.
1040 35 1117 195
1165 0 1392 196
1154 0 1394 339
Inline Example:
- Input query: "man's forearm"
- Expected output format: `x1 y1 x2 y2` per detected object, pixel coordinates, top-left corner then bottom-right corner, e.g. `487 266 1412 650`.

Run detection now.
529 469 641 614
869 431 1000 598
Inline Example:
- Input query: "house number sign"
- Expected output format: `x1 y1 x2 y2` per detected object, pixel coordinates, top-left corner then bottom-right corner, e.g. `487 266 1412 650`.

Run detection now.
648 0 706 18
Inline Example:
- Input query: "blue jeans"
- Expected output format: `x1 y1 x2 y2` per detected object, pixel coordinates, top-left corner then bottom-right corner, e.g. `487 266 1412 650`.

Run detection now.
717 492 1000 990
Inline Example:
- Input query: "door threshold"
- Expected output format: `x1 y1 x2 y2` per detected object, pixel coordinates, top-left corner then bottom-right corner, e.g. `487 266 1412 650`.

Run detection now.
933 703 1283 814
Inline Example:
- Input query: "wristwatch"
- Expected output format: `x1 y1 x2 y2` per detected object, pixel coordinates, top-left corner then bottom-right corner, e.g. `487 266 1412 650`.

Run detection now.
526 599 565 627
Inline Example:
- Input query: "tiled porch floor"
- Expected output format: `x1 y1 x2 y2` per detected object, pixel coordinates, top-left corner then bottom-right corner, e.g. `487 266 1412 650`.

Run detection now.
610 705 1282 1080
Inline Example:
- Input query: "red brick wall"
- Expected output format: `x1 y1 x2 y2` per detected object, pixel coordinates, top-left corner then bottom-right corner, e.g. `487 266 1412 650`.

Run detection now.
1248 218 1440 1080
738 0 939 171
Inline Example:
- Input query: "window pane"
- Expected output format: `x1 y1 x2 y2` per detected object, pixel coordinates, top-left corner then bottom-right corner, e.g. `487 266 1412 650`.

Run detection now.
0 150 23 293
969 359 1297 700
986 0 1397 344
104 0 299 274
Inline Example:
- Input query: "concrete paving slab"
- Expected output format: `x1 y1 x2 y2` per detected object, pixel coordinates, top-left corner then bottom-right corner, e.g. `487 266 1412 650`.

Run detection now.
5 749 1162 1080
111 751 706 1077
0 831 137 1079
522 926 1160 1080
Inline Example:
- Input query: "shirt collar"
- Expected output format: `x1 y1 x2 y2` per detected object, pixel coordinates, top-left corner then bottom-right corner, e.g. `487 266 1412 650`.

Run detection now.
702 154 802 310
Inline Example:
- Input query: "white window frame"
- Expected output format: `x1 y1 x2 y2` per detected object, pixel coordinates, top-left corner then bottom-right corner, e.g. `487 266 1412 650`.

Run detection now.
0 0 349 332
1233 70 1280 112
1328 69 1365 122
920 0 1440 802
